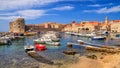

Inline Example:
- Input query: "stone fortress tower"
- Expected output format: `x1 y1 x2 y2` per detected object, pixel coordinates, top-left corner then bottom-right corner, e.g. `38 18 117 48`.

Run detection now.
9 18 66 33
10 18 25 34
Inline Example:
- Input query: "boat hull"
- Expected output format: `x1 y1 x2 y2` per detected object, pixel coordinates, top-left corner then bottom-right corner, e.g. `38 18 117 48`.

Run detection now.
91 37 106 40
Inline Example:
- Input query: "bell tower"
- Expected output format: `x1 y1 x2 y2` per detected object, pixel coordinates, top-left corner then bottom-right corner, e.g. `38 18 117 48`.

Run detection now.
105 16 110 31
105 16 108 24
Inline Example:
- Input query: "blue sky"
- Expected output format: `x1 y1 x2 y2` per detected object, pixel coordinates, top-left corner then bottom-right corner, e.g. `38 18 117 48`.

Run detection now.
0 0 120 32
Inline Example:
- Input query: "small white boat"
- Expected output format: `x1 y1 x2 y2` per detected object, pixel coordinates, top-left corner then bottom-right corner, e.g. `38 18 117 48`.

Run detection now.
78 33 83 36
33 38 52 44
65 32 71 34
0 38 11 45
77 40 84 44
71 32 77 35
52 38 60 42
91 36 106 40
45 41 60 46
85 33 96 37
24 45 35 53
33 39 45 44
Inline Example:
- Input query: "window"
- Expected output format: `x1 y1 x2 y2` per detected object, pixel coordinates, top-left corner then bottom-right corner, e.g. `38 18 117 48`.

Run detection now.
18 23 20 25
18 26 20 28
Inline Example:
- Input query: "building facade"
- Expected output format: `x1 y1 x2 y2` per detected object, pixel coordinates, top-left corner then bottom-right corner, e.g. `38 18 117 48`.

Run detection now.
62 16 120 33
62 21 101 33
10 17 120 33
110 20 120 33
25 22 66 32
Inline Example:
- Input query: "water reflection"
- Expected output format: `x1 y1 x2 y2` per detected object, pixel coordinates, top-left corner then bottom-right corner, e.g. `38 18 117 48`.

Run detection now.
105 34 111 46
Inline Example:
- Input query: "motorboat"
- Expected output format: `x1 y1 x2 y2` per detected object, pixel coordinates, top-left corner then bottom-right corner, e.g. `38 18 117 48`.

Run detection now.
91 36 106 40
85 33 96 37
33 39 45 44
34 31 60 44
77 33 83 36
77 40 84 44
0 38 11 45
52 38 60 42
45 41 60 46
65 32 71 34
24 45 35 53
35 44 46 51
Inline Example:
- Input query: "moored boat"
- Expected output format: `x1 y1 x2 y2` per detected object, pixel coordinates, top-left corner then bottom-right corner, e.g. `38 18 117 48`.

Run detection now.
33 39 45 44
91 36 106 40
77 40 84 44
65 32 71 34
24 45 35 53
35 44 46 51
85 33 96 37
45 41 60 46
0 38 11 45
52 38 60 42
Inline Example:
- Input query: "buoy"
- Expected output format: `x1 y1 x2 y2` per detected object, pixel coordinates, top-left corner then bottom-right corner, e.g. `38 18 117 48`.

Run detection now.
35 44 46 51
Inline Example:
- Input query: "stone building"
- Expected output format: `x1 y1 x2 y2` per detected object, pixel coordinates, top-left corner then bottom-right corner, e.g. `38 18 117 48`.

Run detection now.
79 21 100 32
62 21 101 32
110 20 120 33
25 24 45 32
9 18 25 34
25 22 66 32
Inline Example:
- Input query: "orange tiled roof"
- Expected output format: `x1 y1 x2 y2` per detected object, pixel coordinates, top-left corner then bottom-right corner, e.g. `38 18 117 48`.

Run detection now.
112 20 120 23
89 21 100 26
75 23 83 26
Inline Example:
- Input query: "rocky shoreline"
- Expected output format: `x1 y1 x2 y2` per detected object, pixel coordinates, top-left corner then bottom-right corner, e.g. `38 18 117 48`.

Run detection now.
68 52 120 68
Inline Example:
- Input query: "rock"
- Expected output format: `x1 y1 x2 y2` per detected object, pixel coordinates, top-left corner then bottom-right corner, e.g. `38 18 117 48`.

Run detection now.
63 50 76 55
86 54 97 60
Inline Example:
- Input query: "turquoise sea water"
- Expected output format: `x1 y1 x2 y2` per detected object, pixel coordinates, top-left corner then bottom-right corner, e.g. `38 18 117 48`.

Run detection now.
0 33 118 68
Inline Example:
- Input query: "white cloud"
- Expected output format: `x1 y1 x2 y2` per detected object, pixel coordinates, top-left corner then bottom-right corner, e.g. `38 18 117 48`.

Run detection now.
52 6 74 11
0 16 21 20
88 3 113 7
0 9 47 20
17 10 47 19
88 4 101 7
84 5 120 13
0 0 59 10
60 0 95 1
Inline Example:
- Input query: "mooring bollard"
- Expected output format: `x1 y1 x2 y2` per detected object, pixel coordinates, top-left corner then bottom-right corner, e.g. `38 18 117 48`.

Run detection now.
67 42 72 48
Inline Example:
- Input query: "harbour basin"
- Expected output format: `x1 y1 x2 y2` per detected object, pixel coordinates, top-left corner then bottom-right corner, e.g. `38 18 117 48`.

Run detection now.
0 33 119 68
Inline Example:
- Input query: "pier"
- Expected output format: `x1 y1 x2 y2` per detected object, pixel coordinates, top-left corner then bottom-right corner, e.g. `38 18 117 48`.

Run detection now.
27 51 54 65
67 41 120 54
